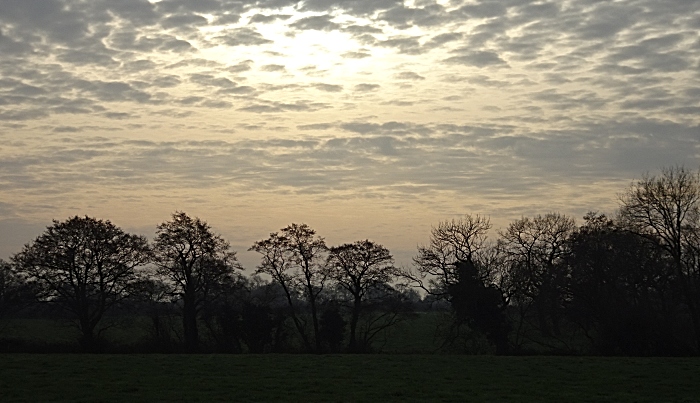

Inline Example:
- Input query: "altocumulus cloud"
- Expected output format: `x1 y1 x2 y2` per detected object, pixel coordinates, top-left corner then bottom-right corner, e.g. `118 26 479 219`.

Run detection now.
0 0 697 265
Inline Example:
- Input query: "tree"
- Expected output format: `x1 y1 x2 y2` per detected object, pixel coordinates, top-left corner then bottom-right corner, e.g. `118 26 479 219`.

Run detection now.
12 216 149 350
448 260 510 354
499 213 575 338
131 276 178 352
152 211 242 353
619 166 700 351
406 215 511 352
409 215 492 300
318 302 346 352
199 274 291 354
326 240 401 352
566 212 681 355
250 223 327 352
0 259 33 334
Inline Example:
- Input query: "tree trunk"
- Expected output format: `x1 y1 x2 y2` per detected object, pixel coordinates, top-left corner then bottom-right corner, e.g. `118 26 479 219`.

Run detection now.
309 292 321 352
183 292 198 353
535 298 551 337
348 296 361 353
278 281 312 352
79 316 98 352
678 269 700 354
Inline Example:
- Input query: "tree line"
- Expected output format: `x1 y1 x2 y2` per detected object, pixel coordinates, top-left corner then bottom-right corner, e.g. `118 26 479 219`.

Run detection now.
1 213 412 353
1 166 699 355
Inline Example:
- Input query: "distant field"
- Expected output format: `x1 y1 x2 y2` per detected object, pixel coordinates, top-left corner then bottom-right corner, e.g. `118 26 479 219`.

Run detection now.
0 312 448 353
1 354 699 402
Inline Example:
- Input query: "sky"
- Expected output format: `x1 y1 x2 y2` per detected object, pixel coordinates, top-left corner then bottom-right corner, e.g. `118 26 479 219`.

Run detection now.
0 0 698 269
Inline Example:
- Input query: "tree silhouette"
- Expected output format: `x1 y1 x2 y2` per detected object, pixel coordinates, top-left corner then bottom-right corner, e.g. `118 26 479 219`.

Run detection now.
319 302 346 352
131 277 178 352
12 216 149 350
326 240 400 352
566 213 679 355
619 166 700 352
448 260 510 354
409 214 492 300
499 213 575 338
250 223 327 352
0 259 34 334
405 215 511 352
152 211 242 353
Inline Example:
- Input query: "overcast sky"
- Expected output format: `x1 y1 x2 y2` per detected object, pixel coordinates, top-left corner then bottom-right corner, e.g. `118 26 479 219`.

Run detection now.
0 0 698 268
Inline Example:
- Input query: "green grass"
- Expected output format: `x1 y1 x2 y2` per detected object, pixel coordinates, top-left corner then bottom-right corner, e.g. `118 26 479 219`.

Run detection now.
1 354 698 402
1 312 445 353
0 318 79 344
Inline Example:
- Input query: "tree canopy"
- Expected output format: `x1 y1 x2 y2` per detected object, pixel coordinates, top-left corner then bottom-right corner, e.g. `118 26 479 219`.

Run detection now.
12 216 149 350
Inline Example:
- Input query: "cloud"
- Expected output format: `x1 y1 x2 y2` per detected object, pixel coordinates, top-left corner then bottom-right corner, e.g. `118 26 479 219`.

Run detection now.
73 80 153 103
338 121 433 136
0 0 89 45
238 100 330 113
227 60 254 73
161 14 209 31
424 32 463 48
572 4 637 40
261 64 286 72
377 4 449 29
456 2 508 19
382 99 414 107
150 75 182 88
375 36 423 54
444 51 509 68
104 112 134 120
248 14 292 24
214 28 272 46
0 0 698 264
289 15 340 31
56 49 119 67
103 0 160 27
297 123 335 130
300 0 403 16
341 50 371 59
394 72 425 80
159 39 194 52
109 32 192 53
201 100 232 108
343 25 383 35
0 29 32 55
53 126 82 133
354 83 380 92
123 60 157 72
313 83 343 92
530 89 607 110
189 74 238 89
8 116 693 204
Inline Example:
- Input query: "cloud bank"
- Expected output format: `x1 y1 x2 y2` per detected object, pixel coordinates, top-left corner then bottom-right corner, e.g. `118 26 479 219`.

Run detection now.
0 0 698 266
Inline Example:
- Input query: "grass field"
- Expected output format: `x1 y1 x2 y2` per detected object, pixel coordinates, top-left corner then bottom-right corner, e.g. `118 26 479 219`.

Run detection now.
0 312 448 353
1 354 699 402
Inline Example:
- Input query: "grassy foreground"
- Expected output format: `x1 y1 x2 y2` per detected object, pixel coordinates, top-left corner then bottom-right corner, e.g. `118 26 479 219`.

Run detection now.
1 354 698 402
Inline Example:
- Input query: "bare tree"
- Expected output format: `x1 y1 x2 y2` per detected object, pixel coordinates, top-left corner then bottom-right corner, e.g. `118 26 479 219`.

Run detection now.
619 166 700 351
499 213 575 338
326 240 401 352
409 214 492 300
250 223 327 352
12 216 150 350
152 211 242 353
